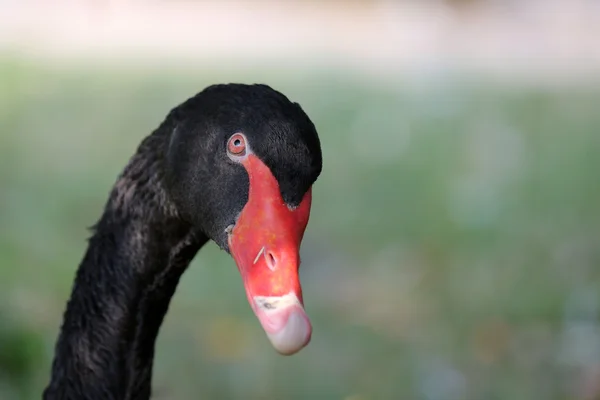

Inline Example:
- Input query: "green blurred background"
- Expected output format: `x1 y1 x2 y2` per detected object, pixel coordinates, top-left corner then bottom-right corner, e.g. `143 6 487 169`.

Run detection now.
1 1 600 399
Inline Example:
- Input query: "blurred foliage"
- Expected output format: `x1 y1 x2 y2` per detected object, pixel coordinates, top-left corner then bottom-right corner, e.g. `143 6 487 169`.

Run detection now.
0 56 600 399
0 305 46 398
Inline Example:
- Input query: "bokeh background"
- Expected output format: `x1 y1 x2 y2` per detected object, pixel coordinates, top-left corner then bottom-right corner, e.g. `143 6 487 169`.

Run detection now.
1 0 600 399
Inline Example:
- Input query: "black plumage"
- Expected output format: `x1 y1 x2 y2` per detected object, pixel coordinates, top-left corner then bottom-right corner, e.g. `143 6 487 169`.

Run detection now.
42 84 323 400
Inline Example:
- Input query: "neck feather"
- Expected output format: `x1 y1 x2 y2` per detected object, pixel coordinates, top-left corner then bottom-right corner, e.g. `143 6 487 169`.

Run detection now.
43 131 208 400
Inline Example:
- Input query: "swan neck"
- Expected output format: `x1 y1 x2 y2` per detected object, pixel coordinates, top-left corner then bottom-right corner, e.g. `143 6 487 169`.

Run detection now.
44 197 206 399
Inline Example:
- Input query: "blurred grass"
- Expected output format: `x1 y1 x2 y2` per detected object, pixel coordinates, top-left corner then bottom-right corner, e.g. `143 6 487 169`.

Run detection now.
1 56 600 399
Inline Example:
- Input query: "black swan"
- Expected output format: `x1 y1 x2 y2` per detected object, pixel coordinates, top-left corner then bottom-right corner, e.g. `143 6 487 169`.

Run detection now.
42 83 323 399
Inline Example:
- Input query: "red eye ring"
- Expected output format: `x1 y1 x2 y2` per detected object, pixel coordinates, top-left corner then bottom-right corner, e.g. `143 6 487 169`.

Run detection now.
227 133 247 156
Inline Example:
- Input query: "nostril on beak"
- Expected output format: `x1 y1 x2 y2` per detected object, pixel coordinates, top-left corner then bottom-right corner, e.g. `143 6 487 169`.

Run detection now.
265 251 277 271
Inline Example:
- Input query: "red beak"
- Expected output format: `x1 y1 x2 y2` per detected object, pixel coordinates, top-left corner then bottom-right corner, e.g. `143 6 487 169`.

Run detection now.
228 154 313 355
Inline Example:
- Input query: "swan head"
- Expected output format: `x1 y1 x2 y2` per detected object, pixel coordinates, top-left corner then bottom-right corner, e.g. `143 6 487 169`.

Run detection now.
164 83 322 355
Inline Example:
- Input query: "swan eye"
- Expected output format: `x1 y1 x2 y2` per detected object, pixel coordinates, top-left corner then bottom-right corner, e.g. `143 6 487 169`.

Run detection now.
227 133 247 157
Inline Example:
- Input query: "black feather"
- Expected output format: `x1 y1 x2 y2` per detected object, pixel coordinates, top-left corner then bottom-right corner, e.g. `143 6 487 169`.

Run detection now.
42 83 322 400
